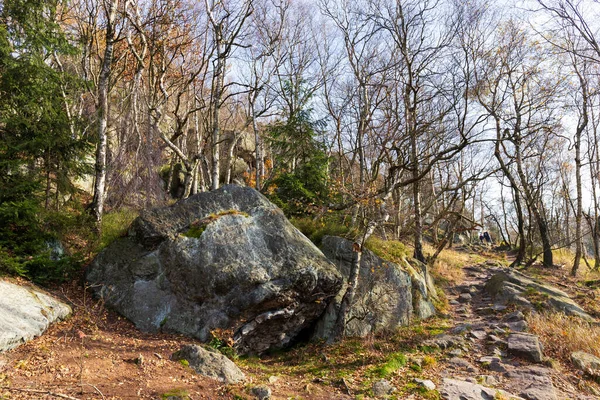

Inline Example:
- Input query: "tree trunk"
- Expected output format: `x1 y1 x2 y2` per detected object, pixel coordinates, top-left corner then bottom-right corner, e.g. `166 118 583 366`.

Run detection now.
91 0 119 226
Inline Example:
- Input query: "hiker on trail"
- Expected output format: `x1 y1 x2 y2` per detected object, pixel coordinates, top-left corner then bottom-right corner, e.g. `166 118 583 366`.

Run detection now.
483 231 492 244
479 232 484 244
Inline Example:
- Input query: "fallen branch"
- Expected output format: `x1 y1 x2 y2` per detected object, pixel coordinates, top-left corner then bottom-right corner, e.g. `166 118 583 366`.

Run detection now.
0 386 80 400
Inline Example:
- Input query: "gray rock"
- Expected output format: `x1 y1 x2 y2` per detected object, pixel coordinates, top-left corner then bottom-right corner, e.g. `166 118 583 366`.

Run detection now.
506 367 557 400
440 378 523 400
251 385 272 400
508 333 544 363
488 335 506 345
425 334 464 349
414 378 436 391
504 320 528 332
503 311 524 322
449 349 463 357
480 375 499 386
86 185 343 355
471 330 487 340
373 379 396 398
571 351 600 377
449 357 478 372
314 236 422 339
484 271 592 320
171 344 245 384
0 280 71 352
459 293 473 303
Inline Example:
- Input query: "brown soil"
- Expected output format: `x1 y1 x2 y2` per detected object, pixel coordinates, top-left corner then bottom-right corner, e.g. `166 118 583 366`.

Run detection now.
0 281 351 400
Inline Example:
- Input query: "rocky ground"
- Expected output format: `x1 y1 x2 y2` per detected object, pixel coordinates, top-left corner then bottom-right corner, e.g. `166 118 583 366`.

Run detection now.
434 262 599 400
2 251 600 399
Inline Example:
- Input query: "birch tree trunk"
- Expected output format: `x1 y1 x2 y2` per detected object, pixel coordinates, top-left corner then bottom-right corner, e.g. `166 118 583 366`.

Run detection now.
91 0 119 226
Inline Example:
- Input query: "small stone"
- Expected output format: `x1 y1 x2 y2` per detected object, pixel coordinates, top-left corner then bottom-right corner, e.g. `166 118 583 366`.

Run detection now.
134 354 144 366
449 357 477 372
491 304 507 311
413 378 436 391
470 330 487 340
171 344 246 384
508 333 544 363
503 311 524 322
480 375 499 385
449 324 471 334
505 320 528 332
458 293 472 303
268 376 279 384
479 356 501 364
373 379 396 398
424 334 464 350
488 334 506 344
251 385 272 400
449 300 460 306
449 348 463 357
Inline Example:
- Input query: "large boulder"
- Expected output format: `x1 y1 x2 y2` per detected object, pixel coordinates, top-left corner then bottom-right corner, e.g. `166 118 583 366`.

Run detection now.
0 280 71 352
312 236 435 339
86 185 342 355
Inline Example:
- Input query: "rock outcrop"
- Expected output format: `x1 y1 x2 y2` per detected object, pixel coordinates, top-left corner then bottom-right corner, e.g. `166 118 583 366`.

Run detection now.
86 185 343 355
0 280 71 352
571 351 600 377
484 269 592 320
313 236 436 339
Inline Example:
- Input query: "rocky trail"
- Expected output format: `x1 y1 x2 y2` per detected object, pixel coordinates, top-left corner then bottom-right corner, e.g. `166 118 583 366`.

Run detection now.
3 253 600 399
434 261 599 400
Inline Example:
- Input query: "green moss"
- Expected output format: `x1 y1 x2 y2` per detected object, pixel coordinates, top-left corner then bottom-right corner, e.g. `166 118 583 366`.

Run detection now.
364 238 410 264
178 359 189 367
290 216 356 246
99 209 138 250
183 210 249 239
371 352 407 378
161 388 190 399
183 224 206 238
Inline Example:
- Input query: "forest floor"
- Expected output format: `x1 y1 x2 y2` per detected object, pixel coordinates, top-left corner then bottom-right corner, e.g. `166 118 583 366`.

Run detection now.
2 246 600 399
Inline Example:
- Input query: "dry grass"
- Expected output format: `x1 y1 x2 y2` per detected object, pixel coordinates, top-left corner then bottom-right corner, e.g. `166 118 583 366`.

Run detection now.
552 248 586 271
528 312 600 361
423 244 471 286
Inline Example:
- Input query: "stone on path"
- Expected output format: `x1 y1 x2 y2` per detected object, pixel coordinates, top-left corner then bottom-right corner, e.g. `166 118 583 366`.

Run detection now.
413 378 436 391
440 378 523 400
251 385 272 400
459 293 473 303
506 366 557 400
424 334 464 350
571 351 600 377
0 280 71 352
503 320 528 332
449 357 478 373
373 379 396 398
171 344 245 384
507 333 544 363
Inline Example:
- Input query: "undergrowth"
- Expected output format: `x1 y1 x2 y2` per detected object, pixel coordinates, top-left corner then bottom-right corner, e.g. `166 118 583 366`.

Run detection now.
528 312 600 361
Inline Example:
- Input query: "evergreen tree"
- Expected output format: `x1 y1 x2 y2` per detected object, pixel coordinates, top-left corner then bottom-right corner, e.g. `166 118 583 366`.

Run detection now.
0 0 91 281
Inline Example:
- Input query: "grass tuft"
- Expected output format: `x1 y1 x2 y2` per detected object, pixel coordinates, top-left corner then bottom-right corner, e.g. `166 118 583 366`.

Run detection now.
372 352 407 378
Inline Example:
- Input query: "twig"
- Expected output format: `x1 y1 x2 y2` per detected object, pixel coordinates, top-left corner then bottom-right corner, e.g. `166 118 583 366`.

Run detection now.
81 383 105 399
0 386 80 400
